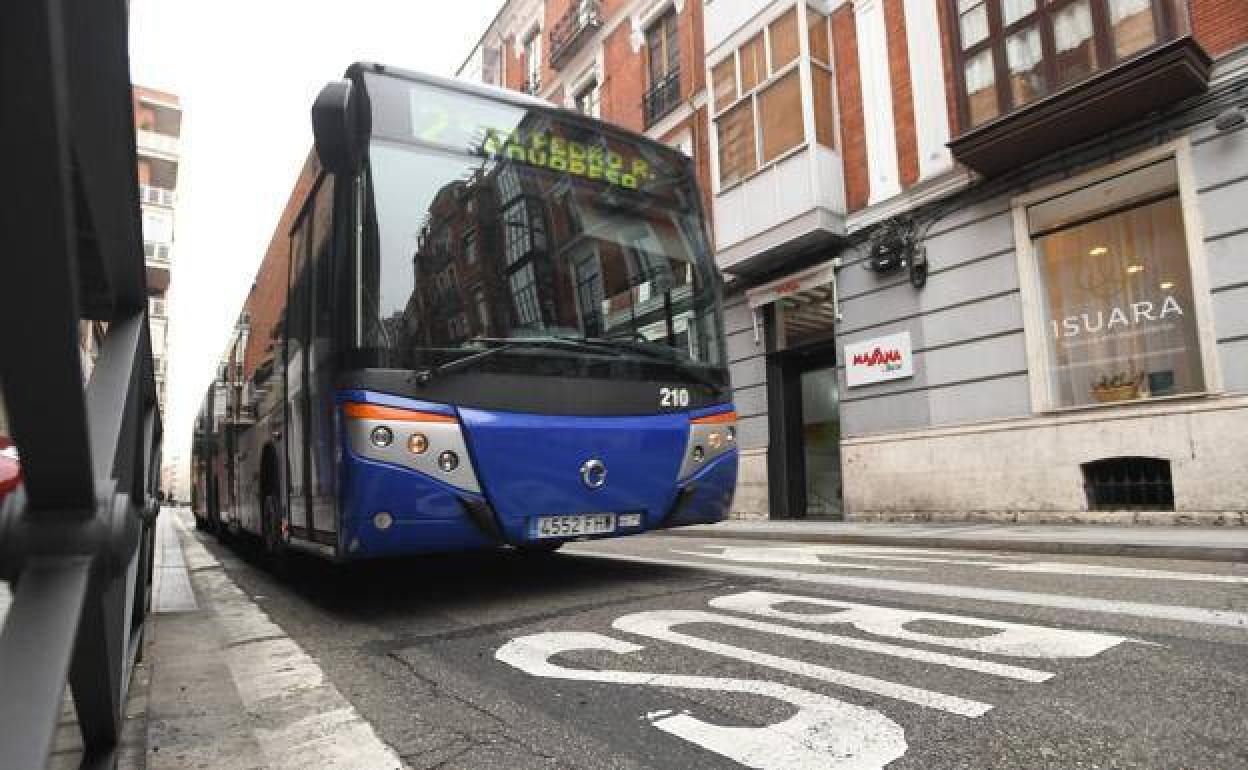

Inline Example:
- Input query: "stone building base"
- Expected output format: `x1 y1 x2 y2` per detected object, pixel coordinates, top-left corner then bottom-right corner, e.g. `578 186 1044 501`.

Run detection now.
842 395 1248 520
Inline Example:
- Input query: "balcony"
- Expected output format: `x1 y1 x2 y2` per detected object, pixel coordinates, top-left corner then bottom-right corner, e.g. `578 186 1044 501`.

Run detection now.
145 242 171 291
139 184 175 207
136 129 179 157
713 144 846 276
550 0 602 69
947 1 1211 176
643 70 681 129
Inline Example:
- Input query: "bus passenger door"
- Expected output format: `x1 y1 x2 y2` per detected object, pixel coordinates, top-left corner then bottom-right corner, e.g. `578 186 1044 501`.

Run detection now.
285 211 312 537
304 175 338 541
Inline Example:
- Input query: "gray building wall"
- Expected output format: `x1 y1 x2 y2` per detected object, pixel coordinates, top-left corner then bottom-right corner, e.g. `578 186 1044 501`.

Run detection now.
723 292 770 518
838 115 1248 519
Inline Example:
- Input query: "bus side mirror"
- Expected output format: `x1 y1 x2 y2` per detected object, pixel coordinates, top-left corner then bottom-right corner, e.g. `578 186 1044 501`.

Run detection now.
312 79 362 174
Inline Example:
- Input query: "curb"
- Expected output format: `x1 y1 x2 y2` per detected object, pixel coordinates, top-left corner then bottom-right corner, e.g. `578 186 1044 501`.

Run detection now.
657 527 1248 562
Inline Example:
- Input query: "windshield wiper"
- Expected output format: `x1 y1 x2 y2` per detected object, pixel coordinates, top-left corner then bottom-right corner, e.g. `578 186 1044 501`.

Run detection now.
412 337 615 385
573 336 725 391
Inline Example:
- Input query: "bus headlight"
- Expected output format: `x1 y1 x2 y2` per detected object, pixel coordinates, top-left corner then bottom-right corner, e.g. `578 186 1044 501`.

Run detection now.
407 433 429 454
679 410 737 480
370 426 394 448
437 451 459 473
344 401 480 493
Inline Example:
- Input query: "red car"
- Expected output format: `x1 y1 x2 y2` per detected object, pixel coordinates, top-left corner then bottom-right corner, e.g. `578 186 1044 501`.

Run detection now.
0 436 20 503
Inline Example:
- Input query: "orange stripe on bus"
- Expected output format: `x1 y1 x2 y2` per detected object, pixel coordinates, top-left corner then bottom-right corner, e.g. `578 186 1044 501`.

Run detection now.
691 411 737 424
342 403 458 423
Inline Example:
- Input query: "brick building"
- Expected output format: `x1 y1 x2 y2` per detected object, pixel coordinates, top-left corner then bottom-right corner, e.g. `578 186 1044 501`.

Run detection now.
462 0 1248 523
458 0 714 215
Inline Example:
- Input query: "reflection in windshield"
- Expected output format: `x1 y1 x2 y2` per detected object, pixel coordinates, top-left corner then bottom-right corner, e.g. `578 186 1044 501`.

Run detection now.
364 117 724 380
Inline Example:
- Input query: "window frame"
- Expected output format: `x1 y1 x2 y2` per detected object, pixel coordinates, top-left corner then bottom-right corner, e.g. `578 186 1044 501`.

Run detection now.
1011 139 1221 414
523 27 543 94
949 0 1181 131
710 3 810 191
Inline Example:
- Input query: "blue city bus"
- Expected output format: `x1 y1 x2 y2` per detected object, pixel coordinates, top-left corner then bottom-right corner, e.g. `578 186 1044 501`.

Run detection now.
196 64 737 561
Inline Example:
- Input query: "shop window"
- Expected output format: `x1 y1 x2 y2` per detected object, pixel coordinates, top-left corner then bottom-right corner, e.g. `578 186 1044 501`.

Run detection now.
1082 456 1173 510
1020 157 1207 410
950 0 1175 129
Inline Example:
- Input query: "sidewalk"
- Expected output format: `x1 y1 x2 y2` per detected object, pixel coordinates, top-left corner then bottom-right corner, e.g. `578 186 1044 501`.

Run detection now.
143 507 403 769
662 520 1248 562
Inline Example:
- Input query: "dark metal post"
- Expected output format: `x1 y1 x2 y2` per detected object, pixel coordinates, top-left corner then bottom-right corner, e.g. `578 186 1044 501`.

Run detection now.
0 0 163 767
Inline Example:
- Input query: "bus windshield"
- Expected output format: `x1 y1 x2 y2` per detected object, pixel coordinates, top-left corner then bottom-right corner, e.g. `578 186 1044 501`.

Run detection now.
358 73 725 380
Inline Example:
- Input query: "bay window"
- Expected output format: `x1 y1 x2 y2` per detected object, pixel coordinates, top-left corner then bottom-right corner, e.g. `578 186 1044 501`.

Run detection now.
951 0 1188 129
714 5 826 189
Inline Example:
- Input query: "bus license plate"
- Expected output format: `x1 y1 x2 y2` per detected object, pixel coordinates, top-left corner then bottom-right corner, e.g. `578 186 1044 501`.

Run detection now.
535 514 616 538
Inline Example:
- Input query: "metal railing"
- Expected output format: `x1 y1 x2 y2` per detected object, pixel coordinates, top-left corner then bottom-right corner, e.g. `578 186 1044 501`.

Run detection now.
643 69 681 128
0 1 163 768
550 0 602 69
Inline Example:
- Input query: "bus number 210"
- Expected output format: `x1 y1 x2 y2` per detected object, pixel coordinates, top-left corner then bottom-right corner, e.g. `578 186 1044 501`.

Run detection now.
659 387 690 408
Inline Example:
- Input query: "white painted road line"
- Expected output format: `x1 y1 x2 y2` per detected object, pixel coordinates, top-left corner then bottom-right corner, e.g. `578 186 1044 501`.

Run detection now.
671 548 925 570
612 609 1054 681
572 549 1248 628
710 591 1132 659
680 545 1248 582
496 631 909 770
611 610 992 716
992 561 1248 583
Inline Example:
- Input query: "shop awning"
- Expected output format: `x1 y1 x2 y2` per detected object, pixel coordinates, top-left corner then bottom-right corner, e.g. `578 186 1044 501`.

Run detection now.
744 258 841 340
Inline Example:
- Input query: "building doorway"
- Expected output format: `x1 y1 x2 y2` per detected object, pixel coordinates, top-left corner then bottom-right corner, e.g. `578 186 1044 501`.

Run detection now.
767 337 843 520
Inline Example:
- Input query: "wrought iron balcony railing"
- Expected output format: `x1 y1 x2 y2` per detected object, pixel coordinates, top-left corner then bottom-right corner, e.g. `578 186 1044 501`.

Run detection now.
550 0 602 69
643 70 681 129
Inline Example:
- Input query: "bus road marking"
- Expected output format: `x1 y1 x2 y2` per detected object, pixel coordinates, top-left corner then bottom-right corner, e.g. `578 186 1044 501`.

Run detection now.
496 631 908 770
496 589 1142 767
612 608 1053 685
710 591 1133 659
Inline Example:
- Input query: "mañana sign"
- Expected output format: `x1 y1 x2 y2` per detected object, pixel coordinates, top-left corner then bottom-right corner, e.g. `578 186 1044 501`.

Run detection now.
845 331 914 387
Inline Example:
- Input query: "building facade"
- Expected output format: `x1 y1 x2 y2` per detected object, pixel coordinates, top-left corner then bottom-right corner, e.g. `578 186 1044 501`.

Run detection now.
458 0 714 215
461 0 1248 523
709 0 1248 523
134 85 181 417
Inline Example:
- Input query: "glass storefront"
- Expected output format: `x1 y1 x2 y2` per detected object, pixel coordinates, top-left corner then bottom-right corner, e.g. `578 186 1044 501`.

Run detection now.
800 365 842 517
1027 159 1204 408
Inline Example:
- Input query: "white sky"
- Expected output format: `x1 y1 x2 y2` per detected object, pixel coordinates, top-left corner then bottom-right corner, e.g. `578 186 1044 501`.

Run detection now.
129 0 502 491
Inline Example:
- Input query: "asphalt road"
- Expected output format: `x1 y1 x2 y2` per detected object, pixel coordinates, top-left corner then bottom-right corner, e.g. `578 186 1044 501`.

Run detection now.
194 529 1248 769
